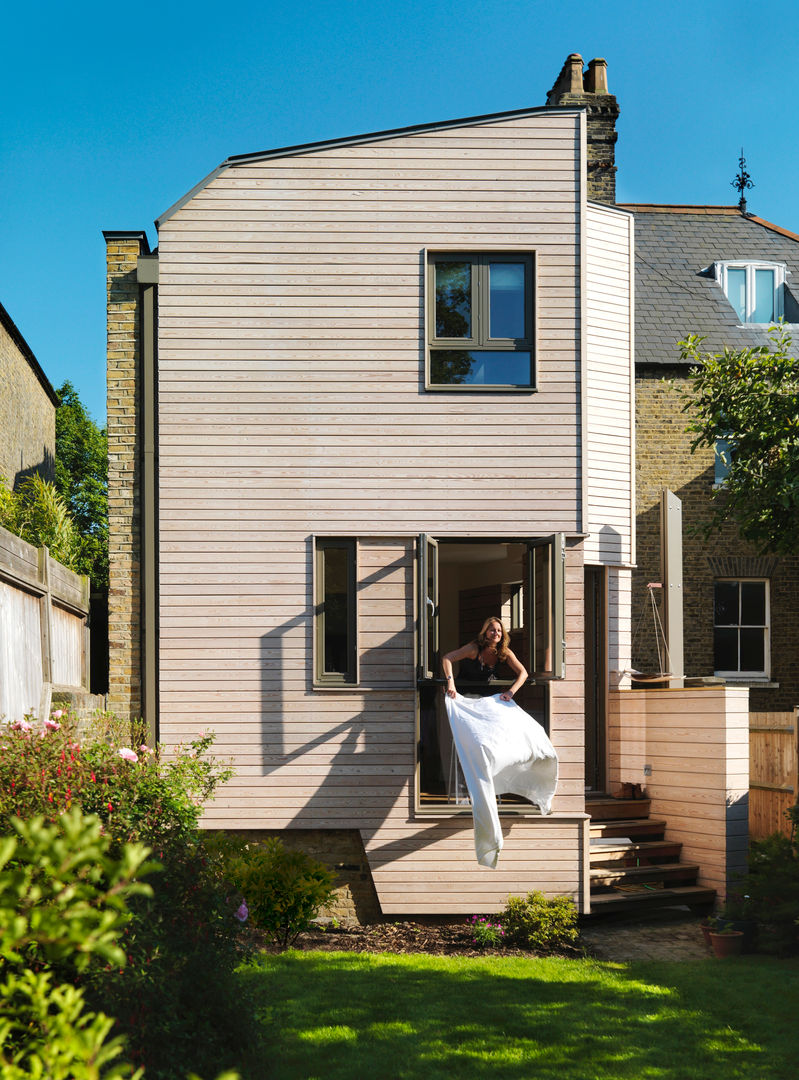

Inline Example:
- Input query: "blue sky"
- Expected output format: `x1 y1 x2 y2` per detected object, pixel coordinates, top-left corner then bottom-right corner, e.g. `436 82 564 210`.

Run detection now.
2 0 797 424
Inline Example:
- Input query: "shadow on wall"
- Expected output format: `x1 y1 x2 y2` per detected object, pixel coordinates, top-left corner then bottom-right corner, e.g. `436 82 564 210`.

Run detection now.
10 451 56 489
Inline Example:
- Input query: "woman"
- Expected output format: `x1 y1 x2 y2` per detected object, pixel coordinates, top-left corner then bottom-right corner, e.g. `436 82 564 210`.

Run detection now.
442 616 528 702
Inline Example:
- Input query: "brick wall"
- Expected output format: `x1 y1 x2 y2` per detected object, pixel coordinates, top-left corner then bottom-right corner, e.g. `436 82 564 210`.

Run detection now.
635 366 799 711
0 315 56 487
105 234 147 722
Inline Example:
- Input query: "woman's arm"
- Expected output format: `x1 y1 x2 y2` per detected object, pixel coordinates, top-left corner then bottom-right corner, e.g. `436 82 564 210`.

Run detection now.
441 643 478 698
500 649 528 702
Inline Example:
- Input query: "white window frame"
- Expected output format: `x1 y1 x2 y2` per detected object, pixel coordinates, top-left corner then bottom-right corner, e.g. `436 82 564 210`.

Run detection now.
713 577 770 680
714 261 787 324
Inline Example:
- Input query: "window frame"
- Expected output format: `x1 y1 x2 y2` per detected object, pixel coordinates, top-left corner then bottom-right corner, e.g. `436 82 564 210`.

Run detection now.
713 577 770 680
714 261 786 324
313 537 358 687
425 250 537 391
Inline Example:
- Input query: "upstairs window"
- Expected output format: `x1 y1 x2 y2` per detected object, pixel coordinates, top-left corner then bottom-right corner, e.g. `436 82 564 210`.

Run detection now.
714 578 769 678
715 262 786 324
314 538 357 686
426 252 535 389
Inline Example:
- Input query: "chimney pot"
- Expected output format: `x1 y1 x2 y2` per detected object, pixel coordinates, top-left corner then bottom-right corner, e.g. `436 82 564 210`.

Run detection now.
585 58 609 94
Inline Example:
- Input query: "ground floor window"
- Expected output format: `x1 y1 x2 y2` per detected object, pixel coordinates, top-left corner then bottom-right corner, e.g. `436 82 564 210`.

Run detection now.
713 578 769 678
416 536 563 807
314 537 357 685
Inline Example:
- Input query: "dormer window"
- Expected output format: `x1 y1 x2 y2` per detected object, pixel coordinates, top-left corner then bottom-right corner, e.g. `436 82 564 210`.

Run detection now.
714 261 786 324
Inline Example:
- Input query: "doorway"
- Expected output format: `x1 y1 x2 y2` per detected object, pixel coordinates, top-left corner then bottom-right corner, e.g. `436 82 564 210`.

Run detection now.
584 565 606 794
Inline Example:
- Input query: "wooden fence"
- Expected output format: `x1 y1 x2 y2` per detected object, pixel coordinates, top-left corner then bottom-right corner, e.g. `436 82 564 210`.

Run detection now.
749 710 798 840
0 523 90 721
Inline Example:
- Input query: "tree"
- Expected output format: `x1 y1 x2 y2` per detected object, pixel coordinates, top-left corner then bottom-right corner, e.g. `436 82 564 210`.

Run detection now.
54 381 108 587
679 325 799 555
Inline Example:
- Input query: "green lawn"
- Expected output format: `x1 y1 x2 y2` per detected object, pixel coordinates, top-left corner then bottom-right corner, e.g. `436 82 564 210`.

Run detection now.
240 951 799 1080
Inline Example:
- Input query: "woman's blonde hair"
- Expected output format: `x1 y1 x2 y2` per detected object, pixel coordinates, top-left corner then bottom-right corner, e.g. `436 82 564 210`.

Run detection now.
476 616 510 661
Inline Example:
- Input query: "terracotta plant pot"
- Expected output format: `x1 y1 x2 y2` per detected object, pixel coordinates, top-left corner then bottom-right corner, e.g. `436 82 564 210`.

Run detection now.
709 929 744 958
699 923 713 947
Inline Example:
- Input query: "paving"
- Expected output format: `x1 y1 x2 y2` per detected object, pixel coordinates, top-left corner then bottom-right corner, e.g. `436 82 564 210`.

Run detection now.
580 907 711 962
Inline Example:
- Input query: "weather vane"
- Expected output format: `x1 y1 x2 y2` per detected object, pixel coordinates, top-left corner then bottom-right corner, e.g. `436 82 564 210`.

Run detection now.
731 148 754 214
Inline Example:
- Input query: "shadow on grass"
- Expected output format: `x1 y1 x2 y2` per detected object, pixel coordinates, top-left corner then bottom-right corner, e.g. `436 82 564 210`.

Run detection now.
239 952 799 1080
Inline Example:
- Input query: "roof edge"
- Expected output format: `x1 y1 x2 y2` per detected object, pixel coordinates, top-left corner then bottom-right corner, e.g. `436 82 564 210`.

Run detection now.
619 204 799 243
156 103 584 229
0 300 60 408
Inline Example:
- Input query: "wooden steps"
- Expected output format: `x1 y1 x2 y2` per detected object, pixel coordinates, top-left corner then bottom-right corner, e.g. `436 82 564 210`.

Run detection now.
585 797 716 917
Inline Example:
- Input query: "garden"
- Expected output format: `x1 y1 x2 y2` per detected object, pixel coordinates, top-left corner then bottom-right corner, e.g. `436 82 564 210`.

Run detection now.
2 711 799 1079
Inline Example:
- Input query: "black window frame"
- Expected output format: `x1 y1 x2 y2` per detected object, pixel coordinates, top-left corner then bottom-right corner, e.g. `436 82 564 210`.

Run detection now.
425 251 536 391
314 537 358 687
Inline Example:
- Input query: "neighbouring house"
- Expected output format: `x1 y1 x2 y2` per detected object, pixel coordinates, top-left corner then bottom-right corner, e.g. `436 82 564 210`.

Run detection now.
0 300 58 488
0 301 95 722
621 205 799 710
104 54 749 918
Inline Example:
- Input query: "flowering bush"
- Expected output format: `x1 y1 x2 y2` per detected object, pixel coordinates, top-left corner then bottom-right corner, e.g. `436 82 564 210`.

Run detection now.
0 711 259 1079
469 915 505 947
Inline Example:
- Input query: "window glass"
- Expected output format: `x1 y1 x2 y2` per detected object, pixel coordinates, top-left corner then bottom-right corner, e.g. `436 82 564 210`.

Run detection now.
714 437 733 484
321 546 349 674
489 262 526 338
315 539 356 684
753 268 775 322
435 261 471 338
714 627 738 671
714 581 739 625
740 627 765 671
429 349 532 387
726 267 746 321
740 581 766 624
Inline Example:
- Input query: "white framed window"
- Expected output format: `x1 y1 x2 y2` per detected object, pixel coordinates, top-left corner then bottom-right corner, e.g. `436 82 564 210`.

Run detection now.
714 578 770 678
714 435 734 485
714 261 786 324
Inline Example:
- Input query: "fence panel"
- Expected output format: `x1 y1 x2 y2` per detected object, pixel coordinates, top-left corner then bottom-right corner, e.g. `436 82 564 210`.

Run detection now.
0 523 89 721
749 710 798 840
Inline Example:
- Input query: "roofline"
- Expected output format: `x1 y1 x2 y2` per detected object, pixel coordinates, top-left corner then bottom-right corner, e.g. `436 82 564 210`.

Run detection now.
618 204 799 244
0 300 60 408
155 103 583 229
102 230 151 253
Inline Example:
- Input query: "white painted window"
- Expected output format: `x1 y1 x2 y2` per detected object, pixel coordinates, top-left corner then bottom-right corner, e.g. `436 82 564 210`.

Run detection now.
714 578 769 678
715 262 786 324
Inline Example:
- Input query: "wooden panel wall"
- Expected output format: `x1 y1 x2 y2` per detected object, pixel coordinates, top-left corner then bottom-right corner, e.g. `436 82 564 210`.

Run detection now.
608 687 749 895
749 710 797 839
0 581 42 718
584 203 634 565
155 110 593 910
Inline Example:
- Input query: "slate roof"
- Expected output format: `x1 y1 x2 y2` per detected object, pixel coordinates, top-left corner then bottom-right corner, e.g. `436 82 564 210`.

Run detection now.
616 205 799 365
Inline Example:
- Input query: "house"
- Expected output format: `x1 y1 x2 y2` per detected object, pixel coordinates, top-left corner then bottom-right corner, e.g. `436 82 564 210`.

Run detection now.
620 205 799 711
0 299 58 489
104 54 748 917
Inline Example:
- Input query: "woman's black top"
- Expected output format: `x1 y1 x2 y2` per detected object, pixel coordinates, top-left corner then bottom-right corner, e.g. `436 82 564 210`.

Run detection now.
457 647 498 684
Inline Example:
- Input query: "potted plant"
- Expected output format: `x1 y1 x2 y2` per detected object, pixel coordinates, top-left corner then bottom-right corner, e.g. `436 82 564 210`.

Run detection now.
708 921 745 958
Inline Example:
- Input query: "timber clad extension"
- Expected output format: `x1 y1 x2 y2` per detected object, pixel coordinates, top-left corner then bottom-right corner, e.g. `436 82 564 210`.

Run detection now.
107 58 749 916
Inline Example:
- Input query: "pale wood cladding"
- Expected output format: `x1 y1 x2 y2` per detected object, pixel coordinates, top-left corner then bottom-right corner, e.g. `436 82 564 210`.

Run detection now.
584 204 634 566
157 112 589 910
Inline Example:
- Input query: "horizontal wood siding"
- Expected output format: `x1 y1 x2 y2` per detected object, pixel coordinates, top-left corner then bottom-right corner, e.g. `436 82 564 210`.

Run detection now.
156 111 588 910
608 687 749 895
584 204 634 565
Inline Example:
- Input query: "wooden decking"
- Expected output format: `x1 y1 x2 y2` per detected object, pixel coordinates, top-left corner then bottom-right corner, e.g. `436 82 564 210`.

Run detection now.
587 797 716 916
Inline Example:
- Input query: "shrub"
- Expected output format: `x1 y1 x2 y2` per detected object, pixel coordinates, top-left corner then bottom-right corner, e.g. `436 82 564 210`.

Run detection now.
216 836 335 948
470 915 505 947
0 711 258 1080
0 473 84 573
0 809 152 1079
732 829 799 955
500 891 579 952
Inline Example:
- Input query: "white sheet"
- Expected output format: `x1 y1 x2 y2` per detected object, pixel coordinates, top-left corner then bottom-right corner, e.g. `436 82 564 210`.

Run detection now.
445 692 559 869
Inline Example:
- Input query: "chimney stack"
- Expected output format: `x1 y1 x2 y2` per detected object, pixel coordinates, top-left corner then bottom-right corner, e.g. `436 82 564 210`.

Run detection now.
546 53 619 204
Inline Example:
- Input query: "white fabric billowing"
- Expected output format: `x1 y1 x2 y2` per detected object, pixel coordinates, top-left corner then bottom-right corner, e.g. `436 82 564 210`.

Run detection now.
445 692 558 869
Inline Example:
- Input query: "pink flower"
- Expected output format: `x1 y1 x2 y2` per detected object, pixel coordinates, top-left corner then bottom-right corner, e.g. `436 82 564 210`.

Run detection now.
12 720 32 732
118 747 139 763
44 719 61 731
51 710 64 720
139 744 154 755
234 901 249 923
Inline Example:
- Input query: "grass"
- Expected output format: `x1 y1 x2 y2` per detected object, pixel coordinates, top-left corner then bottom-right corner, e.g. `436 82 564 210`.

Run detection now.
240 951 799 1080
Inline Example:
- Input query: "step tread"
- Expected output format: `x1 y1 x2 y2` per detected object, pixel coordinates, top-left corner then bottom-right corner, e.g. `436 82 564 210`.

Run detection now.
589 839 683 866
587 798 652 821
590 862 700 885
590 818 668 836
588 885 716 914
